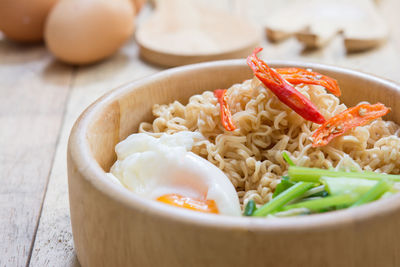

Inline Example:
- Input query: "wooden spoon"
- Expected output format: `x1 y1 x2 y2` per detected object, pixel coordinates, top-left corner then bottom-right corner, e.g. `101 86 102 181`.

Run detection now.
135 0 262 67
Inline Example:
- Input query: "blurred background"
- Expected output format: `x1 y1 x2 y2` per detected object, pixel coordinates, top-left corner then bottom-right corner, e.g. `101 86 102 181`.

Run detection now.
0 0 399 266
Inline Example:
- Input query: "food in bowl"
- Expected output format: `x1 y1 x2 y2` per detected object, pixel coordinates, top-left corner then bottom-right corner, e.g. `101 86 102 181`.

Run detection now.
108 48 400 217
107 131 241 216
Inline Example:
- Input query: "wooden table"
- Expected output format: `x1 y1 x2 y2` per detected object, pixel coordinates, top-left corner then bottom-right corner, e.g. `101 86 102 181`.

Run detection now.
1 1 399 266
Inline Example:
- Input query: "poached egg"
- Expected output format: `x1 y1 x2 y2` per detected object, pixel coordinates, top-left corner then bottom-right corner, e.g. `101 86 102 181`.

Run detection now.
108 131 241 216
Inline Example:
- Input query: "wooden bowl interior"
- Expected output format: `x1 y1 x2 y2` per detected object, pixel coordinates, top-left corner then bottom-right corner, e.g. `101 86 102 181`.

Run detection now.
85 61 400 173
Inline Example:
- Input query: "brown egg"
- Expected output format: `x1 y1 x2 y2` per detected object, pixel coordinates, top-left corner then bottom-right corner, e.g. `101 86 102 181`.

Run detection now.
45 0 135 65
0 0 57 42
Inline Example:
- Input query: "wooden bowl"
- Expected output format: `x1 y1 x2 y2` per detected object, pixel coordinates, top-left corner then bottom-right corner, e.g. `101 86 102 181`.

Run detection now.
68 60 400 267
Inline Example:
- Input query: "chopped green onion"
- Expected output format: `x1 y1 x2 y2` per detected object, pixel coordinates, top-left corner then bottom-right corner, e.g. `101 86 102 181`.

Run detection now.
270 208 310 217
253 182 314 217
295 196 323 202
272 176 295 198
282 151 295 166
288 166 400 183
300 184 325 198
351 179 393 207
287 184 325 204
281 193 359 212
243 199 256 216
309 190 328 198
381 191 395 199
321 177 377 196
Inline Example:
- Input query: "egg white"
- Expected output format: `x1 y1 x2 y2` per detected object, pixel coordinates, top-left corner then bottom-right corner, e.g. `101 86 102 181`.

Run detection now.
108 131 241 216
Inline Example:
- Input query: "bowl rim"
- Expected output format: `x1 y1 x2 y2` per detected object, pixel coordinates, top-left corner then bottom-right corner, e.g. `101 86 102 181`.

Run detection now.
69 59 400 232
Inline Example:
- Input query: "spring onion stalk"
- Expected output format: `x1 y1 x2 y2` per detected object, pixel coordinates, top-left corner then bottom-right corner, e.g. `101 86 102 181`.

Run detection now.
281 193 359 212
272 176 295 198
381 191 395 199
270 208 311 217
321 177 377 196
309 190 328 198
288 166 400 183
282 152 295 166
297 184 325 198
287 185 325 205
351 179 393 207
296 197 323 201
243 199 256 216
253 182 314 217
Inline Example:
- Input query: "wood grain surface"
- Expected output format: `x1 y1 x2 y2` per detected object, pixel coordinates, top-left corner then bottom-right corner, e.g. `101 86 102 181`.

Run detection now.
0 38 74 267
29 40 158 267
136 0 261 66
263 0 388 51
0 0 399 266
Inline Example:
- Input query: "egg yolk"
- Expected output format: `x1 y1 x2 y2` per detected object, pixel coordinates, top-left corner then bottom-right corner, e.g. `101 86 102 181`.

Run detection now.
157 194 219 214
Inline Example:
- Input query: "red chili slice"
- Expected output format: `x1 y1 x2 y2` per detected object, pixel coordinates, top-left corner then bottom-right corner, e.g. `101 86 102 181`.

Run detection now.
214 89 236 131
312 103 390 147
276 67 341 97
247 47 326 124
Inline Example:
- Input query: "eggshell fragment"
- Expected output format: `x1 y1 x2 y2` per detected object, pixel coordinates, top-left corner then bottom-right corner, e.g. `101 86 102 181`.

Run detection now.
45 0 135 64
0 0 57 42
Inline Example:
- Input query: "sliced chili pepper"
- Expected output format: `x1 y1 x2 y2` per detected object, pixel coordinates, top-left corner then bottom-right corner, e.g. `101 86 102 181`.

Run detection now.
214 89 236 131
276 67 341 96
312 103 390 147
247 47 326 124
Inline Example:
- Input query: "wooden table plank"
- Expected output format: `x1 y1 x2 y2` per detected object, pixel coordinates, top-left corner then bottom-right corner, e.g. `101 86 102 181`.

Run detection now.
241 0 400 80
0 36 74 267
380 0 400 49
29 39 159 267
